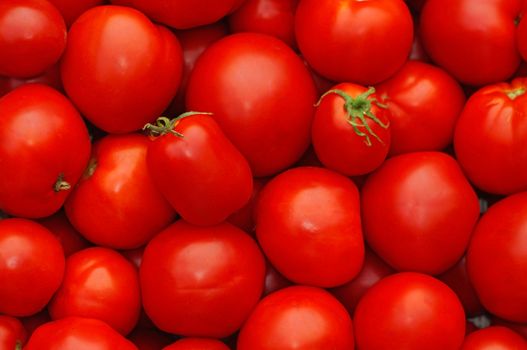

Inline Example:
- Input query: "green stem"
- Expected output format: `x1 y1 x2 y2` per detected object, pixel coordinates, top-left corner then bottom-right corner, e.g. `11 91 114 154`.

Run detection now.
506 86 526 100
15 340 22 350
54 173 70 192
143 111 213 137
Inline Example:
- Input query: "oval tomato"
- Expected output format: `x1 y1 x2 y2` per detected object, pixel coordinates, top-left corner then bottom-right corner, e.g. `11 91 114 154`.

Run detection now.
163 338 229 350
461 326 527 349
0 315 27 349
46 0 105 27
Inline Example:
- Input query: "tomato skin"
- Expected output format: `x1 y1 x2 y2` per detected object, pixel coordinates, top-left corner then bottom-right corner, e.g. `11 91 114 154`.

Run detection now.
354 272 466 350
65 134 176 249
295 0 413 84
0 315 27 349
376 61 465 155
454 78 527 195
0 0 66 78
0 84 91 218
467 192 527 323
24 317 138 350
255 166 364 287
420 0 521 86
238 286 355 350
186 33 317 177
361 152 480 274
461 326 527 349
60 6 183 134
46 0 105 27
38 210 91 257
140 221 265 338
0 218 65 317
312 83 391 176
163 338 229 350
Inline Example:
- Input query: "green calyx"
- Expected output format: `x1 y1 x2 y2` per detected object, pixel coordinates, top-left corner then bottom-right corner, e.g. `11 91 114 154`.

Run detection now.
316 87 389 146
54 173 71 192
143 111 213 137
16 340 22 350
506 86 526 100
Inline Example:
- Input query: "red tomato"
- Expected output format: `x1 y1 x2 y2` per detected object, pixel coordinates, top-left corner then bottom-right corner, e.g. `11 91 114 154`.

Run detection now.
295 0 413 84
65 134 176 249
312 84 391 176
0 64 63 98
420 0 521 86
186 33 317 177
255 166 364 287
0 315 27 349
46 0 105 27
376 61 466 155
0 84 91 218
354 272 466 350
145 113 253 226
48 247 141 335
238 286 355 350
163 338 229 350
24 317 138 350
127 328 173 350
60 6 183 133
38 210 91 257
228 0 298 47
467 192 527 323
461 326 527 349
361 152 480 274
0 0 66 78
454 78 527 195
140 221 265 337
0 218 65 317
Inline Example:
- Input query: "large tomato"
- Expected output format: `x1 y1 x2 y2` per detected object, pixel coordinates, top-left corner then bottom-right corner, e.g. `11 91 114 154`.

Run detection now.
354 272 466 350
361 152 480 274
186 33 317 177
0 315 27 349
461 327 527 349
0 84 91 218
454 78 527 195
60 6 183 133
295 0 413 84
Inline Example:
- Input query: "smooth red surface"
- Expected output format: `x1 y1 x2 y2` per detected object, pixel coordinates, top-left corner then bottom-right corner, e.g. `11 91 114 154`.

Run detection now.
461 327 527 349
0 315 27 349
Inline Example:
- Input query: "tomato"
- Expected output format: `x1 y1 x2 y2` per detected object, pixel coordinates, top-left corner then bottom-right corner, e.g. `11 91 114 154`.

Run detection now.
237 286 355 350
461 326 527 349
163 338 229 350
376 61 465 155
0 218 65 317
60 6 183 134
0 64 63 98
127 328 173 350
467 192 527 323
454 78 527 195
186 33 317 177
295 0 413 84
140 221 265 337
65 134 176 249
312 83 391 176
354 272 466 350
38 210 90 257
0 0 66 78
48 247 141 335
24 317 138 350
255 166 364 287
46 0 105 27
0 315 27 349
0 84 91 218
361 152 480 274
420 0 521 86
228 0 298 47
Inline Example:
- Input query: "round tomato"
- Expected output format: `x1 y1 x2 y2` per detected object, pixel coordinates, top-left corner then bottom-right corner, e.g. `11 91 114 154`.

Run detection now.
38 211 90 257
0 84 91 218
0 315 27 349
61 5 183 133
46 0 105 27
237 286 355 350
255 166 364 287
186 33 317 177
0 218 65 317
354 272 466 350
140 221 265 337
295 0 413 84
163 338 229 350
361 152 480 274
461 327 527 349
312 83 391 176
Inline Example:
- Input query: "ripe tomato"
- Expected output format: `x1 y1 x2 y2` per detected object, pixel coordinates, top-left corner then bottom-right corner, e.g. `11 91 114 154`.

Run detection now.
24 317 138 350
420 0 521 86
140 221 265 337
46 0 105 27
0 84 91 218
461 327 527 349
312 83 391 176
0 218 65 317
65 134 176 249
38 211 90 257
361 152 480 274
0 0 66 78
354 272 466 350
376 61 466 155
467 192 527 323
295 0 413 84
0 315 27 349
163 338 229 350
186 33 317 177
237 286 355 350
61 6 183 133
255 167 364 287
454 78 527 195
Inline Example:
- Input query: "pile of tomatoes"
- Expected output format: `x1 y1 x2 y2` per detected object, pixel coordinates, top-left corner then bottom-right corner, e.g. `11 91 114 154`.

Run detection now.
2 0 527 349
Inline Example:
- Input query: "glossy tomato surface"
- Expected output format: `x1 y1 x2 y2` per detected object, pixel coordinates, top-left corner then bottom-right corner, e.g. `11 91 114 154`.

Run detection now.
0 315 27 349
461 326 527 349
